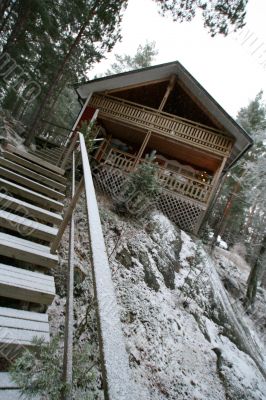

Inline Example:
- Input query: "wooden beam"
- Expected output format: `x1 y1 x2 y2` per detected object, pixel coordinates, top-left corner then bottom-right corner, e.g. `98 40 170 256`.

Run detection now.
194 155 228 234
60 131 79 169
110 76 176 170
209 156 228 203
62 152 75 399
132 130 151 169
64 92 93 147
50 177 84 254
158 74 176 111
79 133 135 399
95 134 112 162
176 78 227 133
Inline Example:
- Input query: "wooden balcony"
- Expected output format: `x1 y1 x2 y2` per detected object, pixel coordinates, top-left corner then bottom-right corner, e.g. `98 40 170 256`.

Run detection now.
104 147 212 205
90 94 233 157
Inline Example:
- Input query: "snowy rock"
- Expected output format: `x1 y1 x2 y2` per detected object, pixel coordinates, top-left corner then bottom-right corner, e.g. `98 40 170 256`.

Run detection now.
48 190 266 399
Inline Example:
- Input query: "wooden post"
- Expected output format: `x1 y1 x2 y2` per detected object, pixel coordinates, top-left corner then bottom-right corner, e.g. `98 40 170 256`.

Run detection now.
132 130 151 169
50 177 84 254
57 93 93 166
79 132 136 399
61 152 75 400
206 156 227 208
60 131 79 169
95 134 112 162
194 156 228 235
132 75 176 169
65 93 93 146
158 74 176 111
60 109 99 168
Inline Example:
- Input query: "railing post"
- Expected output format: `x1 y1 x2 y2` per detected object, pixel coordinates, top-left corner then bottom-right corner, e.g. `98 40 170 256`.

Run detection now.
61 152 75 400
50 177 84 254
60 131 79 169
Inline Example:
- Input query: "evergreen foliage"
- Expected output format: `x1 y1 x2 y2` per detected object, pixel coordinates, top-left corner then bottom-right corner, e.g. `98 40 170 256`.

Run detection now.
155 0 248 36
10 336 97 400
205 91 266 305
237 91 266 133
105 41 158 75
0 0 249 144
115 151 160 216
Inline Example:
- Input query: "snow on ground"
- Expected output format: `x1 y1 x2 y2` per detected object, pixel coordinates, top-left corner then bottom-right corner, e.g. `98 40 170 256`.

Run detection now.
98 201 266 400
217 235 228 249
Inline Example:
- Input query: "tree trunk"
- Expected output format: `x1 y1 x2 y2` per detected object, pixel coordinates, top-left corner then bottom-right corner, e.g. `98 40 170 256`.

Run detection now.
211 172 244 248
25 3 97 146
1 2 30 54
244 235 266 309
38 78 68 137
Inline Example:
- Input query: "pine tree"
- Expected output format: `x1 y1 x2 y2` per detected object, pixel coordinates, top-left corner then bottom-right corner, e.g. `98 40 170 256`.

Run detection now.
116 151 160 216
105 41 158 75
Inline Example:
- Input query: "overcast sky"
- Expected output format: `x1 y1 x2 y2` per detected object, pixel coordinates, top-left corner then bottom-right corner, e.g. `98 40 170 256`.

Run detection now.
90 0 266 118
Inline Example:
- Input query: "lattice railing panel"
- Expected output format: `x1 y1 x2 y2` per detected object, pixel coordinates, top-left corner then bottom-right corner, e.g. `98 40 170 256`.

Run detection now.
94 165 205 233
155 191 204 233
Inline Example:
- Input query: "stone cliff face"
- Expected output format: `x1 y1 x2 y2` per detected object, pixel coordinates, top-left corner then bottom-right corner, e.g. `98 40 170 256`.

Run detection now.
50 192 266 400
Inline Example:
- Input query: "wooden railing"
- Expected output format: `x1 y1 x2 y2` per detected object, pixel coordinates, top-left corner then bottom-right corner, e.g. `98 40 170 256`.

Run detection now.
90 93 233 157
106 148 136 172
51 128 136 399
105 148 212 204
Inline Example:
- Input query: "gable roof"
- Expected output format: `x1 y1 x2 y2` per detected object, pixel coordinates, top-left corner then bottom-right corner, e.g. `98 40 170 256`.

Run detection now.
75 61 253 170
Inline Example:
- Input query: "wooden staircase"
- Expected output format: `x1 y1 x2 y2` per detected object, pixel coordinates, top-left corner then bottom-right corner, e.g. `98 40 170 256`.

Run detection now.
29 145 72 168
30 146 65 165
0 144 66 398
0 130 137 399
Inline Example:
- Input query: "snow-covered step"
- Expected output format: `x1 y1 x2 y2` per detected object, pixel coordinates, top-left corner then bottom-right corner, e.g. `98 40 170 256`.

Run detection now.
0 156 66 191
0 307 49 348
0 373 40 400
5 144 65 175
0 166 65 201
0 178 64 211
0 232 58 268
0 193 63 225
0 264 55 305
3 150 66 184
33 150 60 163
0 210 58 242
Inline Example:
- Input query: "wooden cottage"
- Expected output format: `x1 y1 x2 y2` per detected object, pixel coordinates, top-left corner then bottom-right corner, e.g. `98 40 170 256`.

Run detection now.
74 61 253 233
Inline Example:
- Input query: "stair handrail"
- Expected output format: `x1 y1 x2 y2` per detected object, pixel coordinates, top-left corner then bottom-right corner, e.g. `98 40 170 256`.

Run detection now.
78 132 135 399
51 125 136 399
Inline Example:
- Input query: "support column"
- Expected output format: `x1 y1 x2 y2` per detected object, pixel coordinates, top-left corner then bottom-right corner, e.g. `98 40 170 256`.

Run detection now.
95 134 112 162
132 130 151 169
132 74 177 169
195 156 228 234
158 74 176 111
207 156 228 207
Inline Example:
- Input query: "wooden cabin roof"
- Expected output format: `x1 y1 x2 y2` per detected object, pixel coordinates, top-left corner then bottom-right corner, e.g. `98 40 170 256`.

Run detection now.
75 61 253 170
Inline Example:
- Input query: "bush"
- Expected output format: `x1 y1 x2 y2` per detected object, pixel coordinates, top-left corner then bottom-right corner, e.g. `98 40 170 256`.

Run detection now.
115 151 160 216
10 336 97 400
